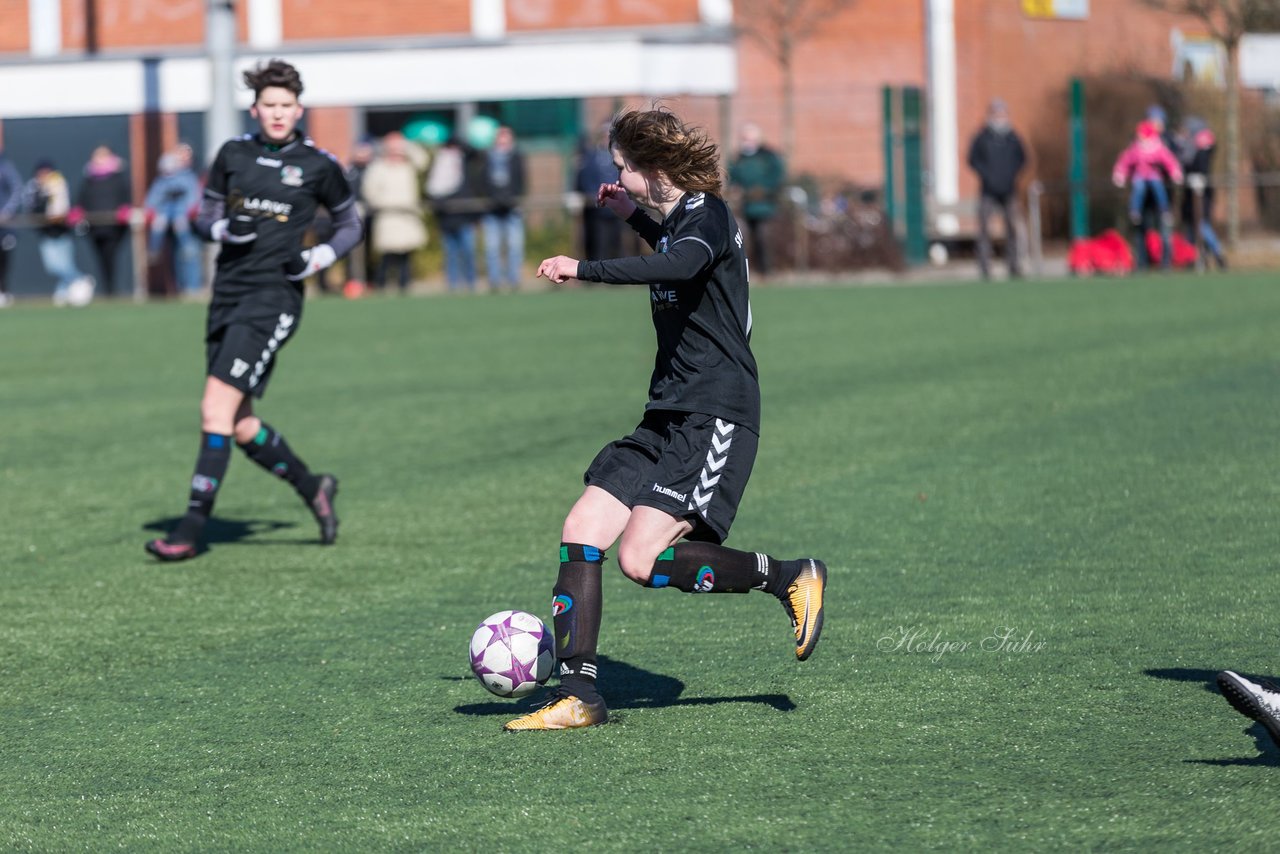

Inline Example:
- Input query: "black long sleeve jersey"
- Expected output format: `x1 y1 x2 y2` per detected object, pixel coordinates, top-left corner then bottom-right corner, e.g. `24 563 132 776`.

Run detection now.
198 133 357 314
576 192 761 434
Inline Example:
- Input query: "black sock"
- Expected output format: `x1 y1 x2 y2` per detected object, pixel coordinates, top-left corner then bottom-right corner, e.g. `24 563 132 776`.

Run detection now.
237 422 321 499
647 541 799 595
553 543 604 697
171 432 232 543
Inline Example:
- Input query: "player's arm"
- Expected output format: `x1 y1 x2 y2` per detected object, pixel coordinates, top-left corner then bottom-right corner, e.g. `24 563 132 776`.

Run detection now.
542 238 713 286
624 208 663 250
284 197 361 281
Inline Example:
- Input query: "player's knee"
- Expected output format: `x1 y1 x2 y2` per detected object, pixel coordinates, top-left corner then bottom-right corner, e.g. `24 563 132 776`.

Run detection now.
615 542 657 585
232 417 260 445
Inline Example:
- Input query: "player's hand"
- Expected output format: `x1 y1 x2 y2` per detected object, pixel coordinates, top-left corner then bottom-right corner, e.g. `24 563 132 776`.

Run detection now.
211 214 258 244
1111 175 1125 189
537 255 580 284
596 183 637 219
284 244 337 281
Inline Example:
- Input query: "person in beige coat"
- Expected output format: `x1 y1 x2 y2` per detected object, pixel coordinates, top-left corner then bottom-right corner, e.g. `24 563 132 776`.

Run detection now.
361 131 427 292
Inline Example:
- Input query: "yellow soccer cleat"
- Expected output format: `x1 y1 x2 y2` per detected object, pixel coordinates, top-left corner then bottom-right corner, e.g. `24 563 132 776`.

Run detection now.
503 688 608 731
781 559 827 661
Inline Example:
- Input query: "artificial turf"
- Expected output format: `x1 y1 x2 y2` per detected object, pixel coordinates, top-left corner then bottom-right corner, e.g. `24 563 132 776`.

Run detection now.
1 272 1278 850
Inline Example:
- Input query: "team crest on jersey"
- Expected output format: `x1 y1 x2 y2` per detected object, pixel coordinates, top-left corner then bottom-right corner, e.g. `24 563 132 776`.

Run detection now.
280 165 304 187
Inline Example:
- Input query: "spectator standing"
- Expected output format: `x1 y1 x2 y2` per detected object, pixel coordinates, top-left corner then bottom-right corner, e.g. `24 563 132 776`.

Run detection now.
426 138 484 292
361 131 427 293
0 148 21 307
966 99 1027 280
728 123 785 276
1112 120 1183 270
1176 118 1226 270
144 143 204 296
75 145 132 297
26 160 91 305
576 123 624 261
480 125 526 290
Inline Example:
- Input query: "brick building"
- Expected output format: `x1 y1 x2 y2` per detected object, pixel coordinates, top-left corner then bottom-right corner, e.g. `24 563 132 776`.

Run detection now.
0 0 1262 288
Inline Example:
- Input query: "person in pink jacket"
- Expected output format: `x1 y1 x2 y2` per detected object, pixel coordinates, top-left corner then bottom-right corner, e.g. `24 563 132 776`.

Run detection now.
1112 120 1183 269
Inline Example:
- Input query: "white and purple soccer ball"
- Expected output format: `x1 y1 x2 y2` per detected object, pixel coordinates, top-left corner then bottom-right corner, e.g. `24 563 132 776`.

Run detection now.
469 610 555 698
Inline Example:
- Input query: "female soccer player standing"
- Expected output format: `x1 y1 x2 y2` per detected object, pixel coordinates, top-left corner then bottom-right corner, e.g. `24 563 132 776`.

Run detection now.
505 109 827 731
146 59 361 561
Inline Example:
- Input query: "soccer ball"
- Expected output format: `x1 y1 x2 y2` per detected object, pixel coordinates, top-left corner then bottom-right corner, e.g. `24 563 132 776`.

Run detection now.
65 276 95 307
469 610 555 698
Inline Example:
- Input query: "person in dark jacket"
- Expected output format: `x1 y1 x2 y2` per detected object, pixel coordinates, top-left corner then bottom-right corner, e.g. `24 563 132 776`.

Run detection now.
576 123 624 262
1176 118 1226 270
75 145 132 297
728 123 786 276
967 99 1027 279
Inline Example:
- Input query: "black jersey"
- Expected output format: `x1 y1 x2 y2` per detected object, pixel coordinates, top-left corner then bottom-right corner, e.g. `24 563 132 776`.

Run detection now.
203 133 353 311
577 192 761 434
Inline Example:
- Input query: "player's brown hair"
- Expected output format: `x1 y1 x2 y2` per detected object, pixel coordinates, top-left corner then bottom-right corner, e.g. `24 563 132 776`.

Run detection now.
609 108 723 195
243 59 304 100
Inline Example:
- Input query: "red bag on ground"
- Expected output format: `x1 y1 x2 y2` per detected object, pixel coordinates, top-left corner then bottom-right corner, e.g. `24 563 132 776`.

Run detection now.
1069 229 1133 277
1144 229 1199 268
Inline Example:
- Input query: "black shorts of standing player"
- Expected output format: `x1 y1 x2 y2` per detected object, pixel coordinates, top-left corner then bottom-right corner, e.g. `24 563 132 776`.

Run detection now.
585 410 757 545
206 311 301 399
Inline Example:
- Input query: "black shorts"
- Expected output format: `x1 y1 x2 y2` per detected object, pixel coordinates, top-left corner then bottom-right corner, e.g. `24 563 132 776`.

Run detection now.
584 409 758 544
206 309 301 398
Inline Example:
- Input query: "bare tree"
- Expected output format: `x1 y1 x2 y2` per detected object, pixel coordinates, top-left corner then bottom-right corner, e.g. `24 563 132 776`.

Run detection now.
734 0 858 164
1140 0 1280 247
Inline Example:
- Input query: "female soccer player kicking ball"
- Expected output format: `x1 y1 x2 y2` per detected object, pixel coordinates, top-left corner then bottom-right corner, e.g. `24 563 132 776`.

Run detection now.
146 59 361 561
505 109 827 731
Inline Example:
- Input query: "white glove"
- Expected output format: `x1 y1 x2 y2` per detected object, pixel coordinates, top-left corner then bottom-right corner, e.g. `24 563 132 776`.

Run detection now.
285 244 337 281
210 215 258 244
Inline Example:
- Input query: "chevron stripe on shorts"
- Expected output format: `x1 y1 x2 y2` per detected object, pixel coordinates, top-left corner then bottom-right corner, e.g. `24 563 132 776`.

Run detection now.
688 418 735 519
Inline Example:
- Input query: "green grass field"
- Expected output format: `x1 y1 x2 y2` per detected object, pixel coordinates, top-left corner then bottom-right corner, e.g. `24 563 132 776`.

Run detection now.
3 272 1279 850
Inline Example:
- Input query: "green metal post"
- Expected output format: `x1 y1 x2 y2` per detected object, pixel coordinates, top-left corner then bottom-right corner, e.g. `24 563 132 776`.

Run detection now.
1069 77 1088 240
882 86 898 237
901 86 926 265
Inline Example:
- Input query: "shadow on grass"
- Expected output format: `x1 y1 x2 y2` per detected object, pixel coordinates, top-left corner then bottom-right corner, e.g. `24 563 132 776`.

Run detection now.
454 655 796 718
1145 667 1280 766
1144 667 1223 694
142 516 304 552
